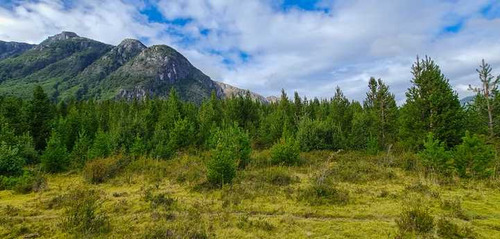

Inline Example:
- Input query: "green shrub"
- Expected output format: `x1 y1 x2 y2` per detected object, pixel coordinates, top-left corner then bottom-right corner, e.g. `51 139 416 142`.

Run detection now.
366 136 379 155
396 204 434 236
298 182 349 205
207 145 237 186
208 123 251 169
62 188 110 236
437 217 476 239
0 142 24 176
454 131 497 178
206 124 251 186
12 170 47 194
83 155 128 184
418 133 454 175
270 138 300 166
0 172 44 193
41 132 69 173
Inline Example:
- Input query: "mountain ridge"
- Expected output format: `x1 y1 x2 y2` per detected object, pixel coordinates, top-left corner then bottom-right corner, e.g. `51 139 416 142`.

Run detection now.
0 31 269 103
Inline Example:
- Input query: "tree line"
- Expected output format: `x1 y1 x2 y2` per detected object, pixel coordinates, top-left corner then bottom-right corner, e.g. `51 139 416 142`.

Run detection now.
1 56 499 188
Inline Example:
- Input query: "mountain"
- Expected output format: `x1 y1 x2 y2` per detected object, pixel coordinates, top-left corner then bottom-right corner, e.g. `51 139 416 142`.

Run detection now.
0 31 268 103
460 95 475 106
215 81 269 102
0 41 35 60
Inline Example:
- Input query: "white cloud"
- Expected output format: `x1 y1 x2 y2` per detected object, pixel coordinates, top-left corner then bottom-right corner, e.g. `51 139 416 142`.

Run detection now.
1 0 500 103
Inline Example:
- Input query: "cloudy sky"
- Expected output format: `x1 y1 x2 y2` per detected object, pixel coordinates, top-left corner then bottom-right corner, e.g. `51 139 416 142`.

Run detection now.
1 0 500 102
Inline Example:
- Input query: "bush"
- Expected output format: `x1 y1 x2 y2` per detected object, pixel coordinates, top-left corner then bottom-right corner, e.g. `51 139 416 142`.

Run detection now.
62 188 110 236
207 145 237 186
298 182 349 205
208 124 251 169
418 133 454 175
396 204 434 236
437 217 476 239
0 142 24 176
41 132 69 173
12 170 47 193
454 131 497 178
0 170 46 193
83 155 128 184
270 138 300 166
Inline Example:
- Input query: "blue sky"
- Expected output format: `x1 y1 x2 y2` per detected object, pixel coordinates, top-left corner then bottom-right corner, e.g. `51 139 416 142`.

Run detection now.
1 0 500 102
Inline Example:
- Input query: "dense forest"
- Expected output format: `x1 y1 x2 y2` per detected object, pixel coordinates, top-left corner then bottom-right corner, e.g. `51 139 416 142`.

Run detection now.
1 56 500 238
1 56 498 187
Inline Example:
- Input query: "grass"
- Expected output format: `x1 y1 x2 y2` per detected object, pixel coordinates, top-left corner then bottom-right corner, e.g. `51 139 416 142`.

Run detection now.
1 150 500 238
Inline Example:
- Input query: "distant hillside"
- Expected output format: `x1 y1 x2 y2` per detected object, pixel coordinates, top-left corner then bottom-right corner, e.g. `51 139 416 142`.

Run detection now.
0 40 35 60
0 31 268 103
460 95 475 106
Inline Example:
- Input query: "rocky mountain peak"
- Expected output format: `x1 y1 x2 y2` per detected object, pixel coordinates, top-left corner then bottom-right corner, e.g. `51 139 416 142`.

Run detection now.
47 31 79 41
118 39 146 49
37 31 81 48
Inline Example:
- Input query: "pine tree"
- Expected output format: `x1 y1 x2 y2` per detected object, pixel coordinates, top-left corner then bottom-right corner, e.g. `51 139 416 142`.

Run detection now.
329 87 352 149
0 142 24 176
469 59 500 138
70 130 91 169
41 131 69 173
399 56 464 148
293 91 303 123
199 91 222 146
364 77 398 148
29 86 54 151
87 130 114 160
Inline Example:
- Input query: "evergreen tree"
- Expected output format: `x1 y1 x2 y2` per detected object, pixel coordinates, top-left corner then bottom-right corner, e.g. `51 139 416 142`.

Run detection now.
206 124 250 185
199 91 222 146
468 60 499 138
0 142 24 176
41 131 69 173
293 91 303 123
29 86 54 151
364 77 398 148
399 56 464 149
70 130 91 169
329 87 352 149
454 131 497 178
88 130 114 160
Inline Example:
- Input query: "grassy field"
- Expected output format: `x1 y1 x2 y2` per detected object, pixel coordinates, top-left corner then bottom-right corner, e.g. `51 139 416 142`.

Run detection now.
1 150 500 238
